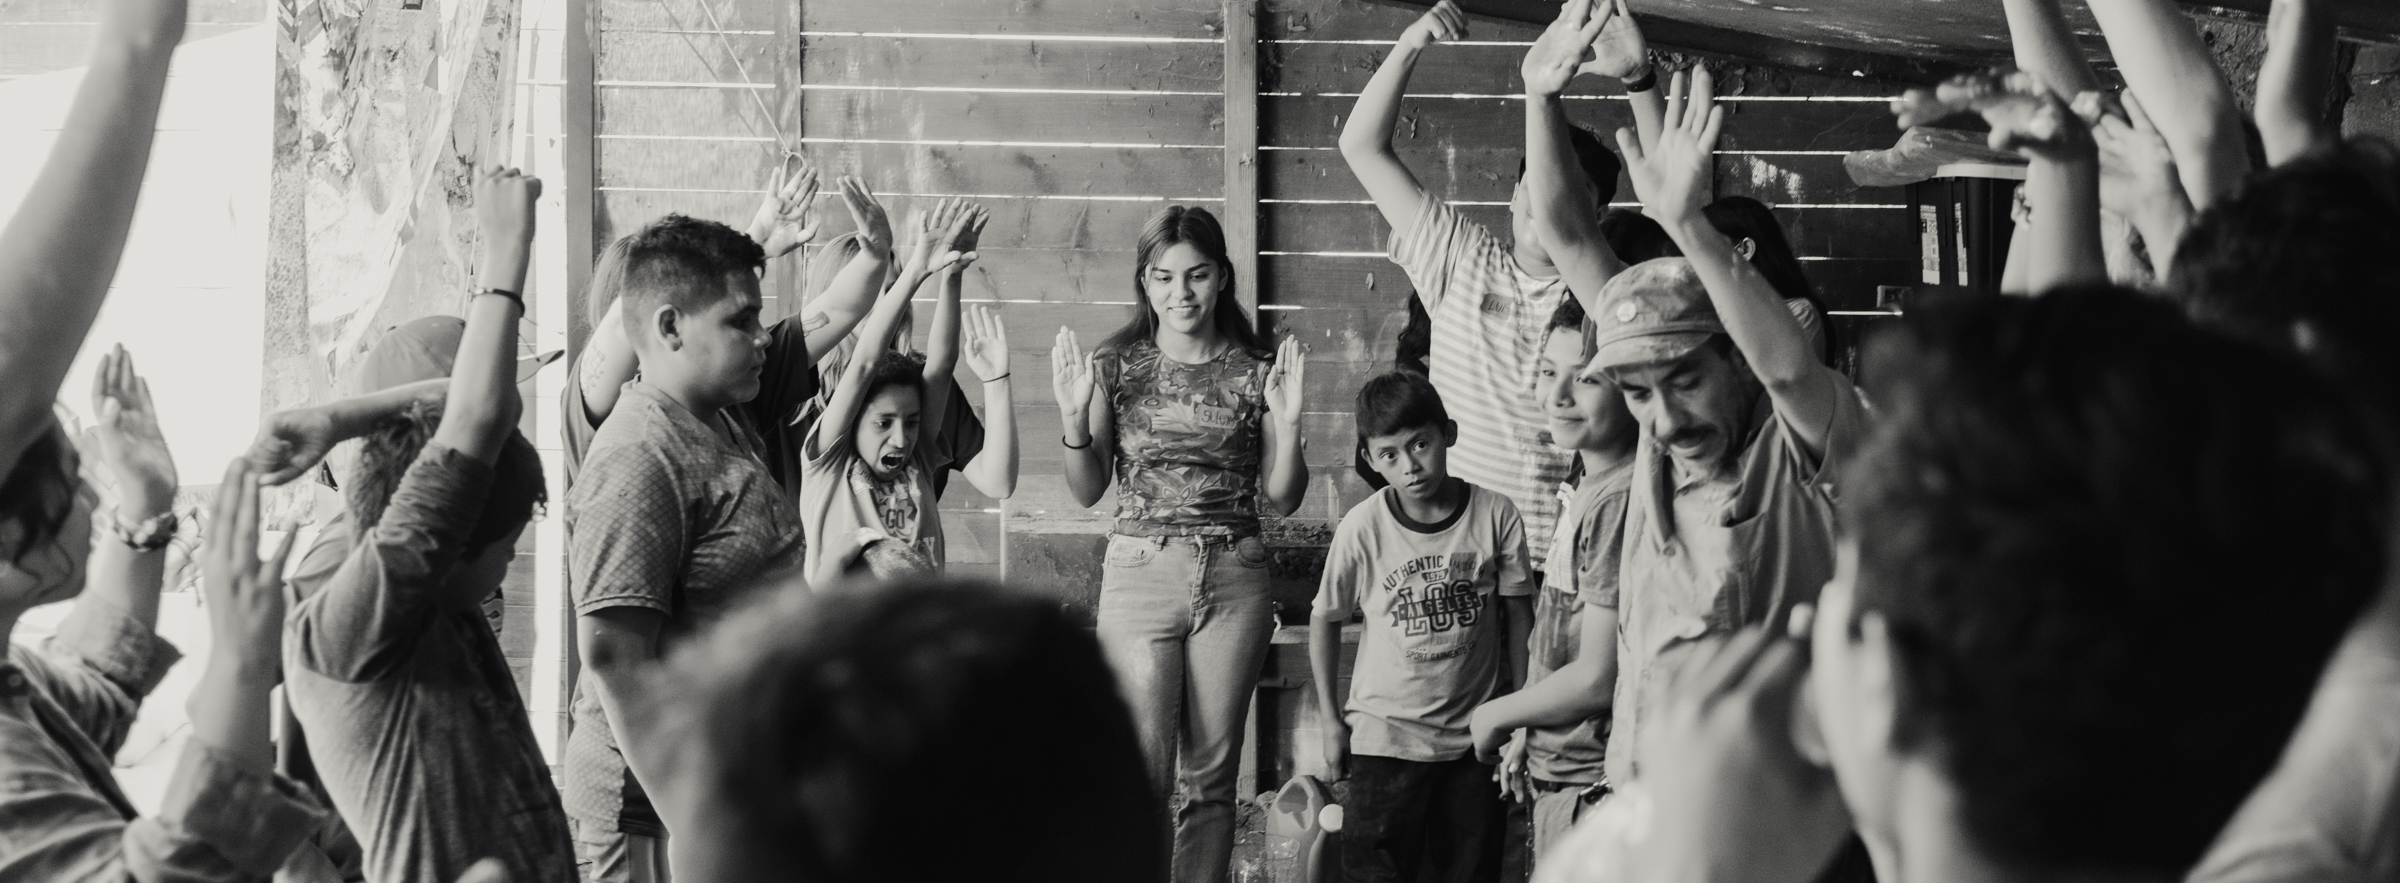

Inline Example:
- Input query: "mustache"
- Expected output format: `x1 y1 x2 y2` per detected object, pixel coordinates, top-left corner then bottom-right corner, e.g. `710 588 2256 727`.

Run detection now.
1663 427 1717 448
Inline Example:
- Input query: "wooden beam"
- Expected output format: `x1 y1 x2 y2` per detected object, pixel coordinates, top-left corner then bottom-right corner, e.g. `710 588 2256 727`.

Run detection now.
1367 0 1966 84
559 0 596 756
1225 0 1262 320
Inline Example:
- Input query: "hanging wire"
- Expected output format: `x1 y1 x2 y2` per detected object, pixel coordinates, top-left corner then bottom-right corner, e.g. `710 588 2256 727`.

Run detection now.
647 0 799 165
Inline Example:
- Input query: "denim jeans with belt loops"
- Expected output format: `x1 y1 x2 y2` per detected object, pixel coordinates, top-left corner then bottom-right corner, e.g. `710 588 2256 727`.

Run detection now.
1095 532 1277 883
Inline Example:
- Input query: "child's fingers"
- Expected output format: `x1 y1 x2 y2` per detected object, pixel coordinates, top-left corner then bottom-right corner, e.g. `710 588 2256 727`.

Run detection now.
230 459 261 564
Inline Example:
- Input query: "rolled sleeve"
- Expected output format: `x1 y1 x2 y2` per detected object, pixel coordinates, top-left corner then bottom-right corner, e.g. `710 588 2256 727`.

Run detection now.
1578 491 1630 611
46 600 179 703
1778 366 1867 498
1312 521 1367 620
1495 501 1535 598
126 738 326 880
27 605 181 755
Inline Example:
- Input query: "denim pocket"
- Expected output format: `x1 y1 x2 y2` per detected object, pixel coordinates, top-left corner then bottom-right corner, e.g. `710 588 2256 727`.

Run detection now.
1103 535 1156 569
1233 536 1272 569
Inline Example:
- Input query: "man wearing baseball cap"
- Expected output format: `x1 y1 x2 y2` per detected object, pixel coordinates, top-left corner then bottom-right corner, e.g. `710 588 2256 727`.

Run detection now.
1584 67 1866 804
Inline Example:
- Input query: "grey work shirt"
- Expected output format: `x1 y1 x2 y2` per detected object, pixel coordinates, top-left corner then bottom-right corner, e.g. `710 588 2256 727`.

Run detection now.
0 595 322 880
284 444 576 883
1605 366 1864 787
563 380 806 836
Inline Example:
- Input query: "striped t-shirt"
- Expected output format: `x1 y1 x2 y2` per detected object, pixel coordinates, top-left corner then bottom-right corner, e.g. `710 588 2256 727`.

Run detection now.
1387 194 1575 567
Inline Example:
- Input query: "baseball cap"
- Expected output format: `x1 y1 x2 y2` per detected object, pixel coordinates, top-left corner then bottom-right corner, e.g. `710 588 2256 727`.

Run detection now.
1587 258 1727 372
346 315 564 397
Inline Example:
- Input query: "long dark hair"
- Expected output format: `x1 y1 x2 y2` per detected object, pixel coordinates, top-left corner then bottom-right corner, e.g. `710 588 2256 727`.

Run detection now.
1704 197 1838 362
1101 205 1270 358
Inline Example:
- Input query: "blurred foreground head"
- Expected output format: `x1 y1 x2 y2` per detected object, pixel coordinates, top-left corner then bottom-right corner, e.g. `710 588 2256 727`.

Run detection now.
1814 287 2388 877
660 577 1163 883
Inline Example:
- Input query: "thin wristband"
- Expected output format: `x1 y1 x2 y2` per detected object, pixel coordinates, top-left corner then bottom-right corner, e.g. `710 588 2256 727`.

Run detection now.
1062 434 1092 450
1622 67 1658 94
476 287 524 307
983 373 1011 383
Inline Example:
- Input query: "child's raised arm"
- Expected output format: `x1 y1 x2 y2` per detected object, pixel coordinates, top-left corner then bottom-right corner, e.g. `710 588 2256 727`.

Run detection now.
919 203 988 438
958 305 1018 499
433 167 539 465
812 184 920 460
803 176 899 365
0 0 185 477
1339 0 1464 232
1523 0 1631 316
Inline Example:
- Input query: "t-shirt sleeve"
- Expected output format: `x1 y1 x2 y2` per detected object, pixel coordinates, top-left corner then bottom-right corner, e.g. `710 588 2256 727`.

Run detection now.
567 444 686 618
1312 514 1370 620
291 445 491 682
1775 364 1868 497
1491 494 1536 598
1385 191 1501 315
1579 488 1631 611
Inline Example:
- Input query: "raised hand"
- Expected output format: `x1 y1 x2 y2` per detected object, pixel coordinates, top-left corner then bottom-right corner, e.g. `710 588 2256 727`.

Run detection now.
200 458 298 682
1587 0 1651 80
748 154 823 260
244 406 340 487
1264 336 1307 425
89 344 175 514
1894 68 2095 165
474 166 541 297
944 204 992 270
2091 91 2191 220
1050 327 1097 420
1617 67 1725 226
1523 0 1609 99
838 176 894 257
1399 0 1467 51
961 305 1010 383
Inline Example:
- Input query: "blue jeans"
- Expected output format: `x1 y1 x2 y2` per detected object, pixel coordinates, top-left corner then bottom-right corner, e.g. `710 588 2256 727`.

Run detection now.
1095 533 1277 883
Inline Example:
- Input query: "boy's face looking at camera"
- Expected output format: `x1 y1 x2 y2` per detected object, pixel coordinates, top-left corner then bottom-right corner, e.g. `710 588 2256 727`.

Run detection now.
1361 421 1456 505
853 385 922 481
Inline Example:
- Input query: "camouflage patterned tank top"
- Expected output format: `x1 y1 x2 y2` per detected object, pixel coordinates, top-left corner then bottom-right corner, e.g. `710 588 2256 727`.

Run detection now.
1099 338 1273 537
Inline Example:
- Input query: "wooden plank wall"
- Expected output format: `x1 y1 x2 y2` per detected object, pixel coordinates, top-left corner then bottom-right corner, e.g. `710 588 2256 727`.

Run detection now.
585 0 1914 609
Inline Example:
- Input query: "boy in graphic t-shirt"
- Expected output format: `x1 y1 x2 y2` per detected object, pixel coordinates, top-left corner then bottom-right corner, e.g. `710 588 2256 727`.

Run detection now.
1311 371 1534 883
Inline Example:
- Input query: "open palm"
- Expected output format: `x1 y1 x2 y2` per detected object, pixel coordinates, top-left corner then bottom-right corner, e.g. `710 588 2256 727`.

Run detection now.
90 344 176 508
1050 327 1097 416
962 305 1010 382
750 155 823 259
1265 337 1307 420
1618 67 1725 226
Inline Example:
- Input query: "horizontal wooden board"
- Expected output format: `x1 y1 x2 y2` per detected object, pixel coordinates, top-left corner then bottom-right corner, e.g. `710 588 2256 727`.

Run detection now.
595 138 1222 196
1260 94 1903 153
1261 38 1901 100
801 88 1228 146
1260 147 1901 206
595 28 780 83
804 0 1224 39
799 32 1224 93
597 0 780 34
1260 201 1913 261
1259 249 1914 313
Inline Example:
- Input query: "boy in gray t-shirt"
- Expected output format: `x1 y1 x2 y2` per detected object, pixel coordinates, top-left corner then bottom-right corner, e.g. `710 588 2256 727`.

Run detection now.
1311 371 1533 883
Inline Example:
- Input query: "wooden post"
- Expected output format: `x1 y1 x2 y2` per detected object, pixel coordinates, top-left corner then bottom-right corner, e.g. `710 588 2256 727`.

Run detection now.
1223 0 1261 321
557 0 596 757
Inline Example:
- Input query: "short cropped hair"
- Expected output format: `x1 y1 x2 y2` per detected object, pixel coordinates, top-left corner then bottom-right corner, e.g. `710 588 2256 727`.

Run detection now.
1355 370 1450 442
611 214 767 330
1851 287 2388 875
347 400 547 560
2172 137 2400 422
1518 125 1622 209
670 578 1162 882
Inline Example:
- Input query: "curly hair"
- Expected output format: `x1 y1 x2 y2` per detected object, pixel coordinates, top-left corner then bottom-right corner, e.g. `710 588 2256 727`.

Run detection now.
345 400 547 559
1850 287 2388 875
670 577 1162 882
